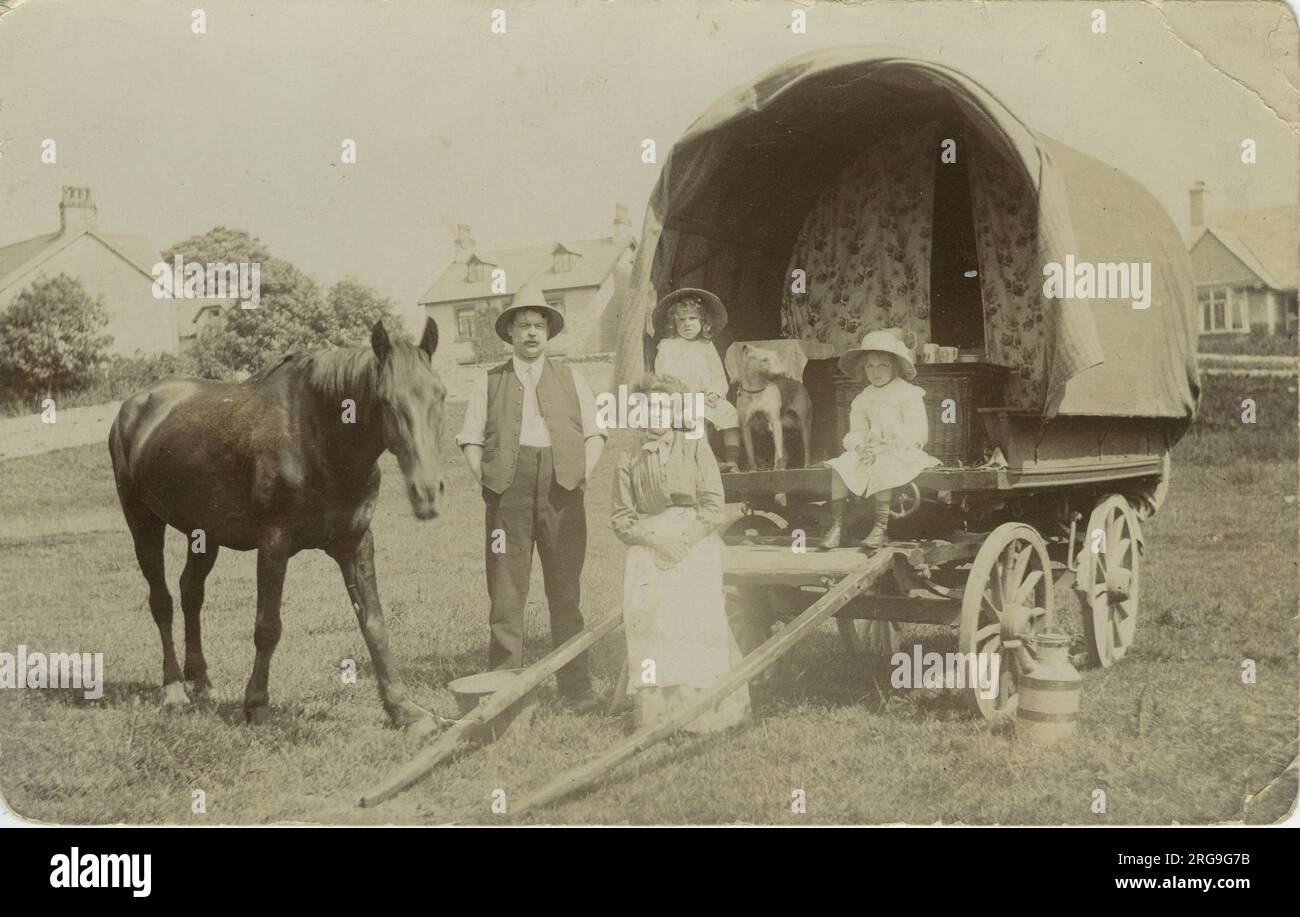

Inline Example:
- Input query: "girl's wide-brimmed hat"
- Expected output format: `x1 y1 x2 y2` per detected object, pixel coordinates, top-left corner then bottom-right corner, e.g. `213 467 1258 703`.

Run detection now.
652 288 729 338
838 328 918 382
495 281 565 343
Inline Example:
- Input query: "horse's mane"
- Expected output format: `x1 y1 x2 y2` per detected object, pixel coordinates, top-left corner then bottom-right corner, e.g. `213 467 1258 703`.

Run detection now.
249 340 422 402
248 346 375 401
307 347 378 401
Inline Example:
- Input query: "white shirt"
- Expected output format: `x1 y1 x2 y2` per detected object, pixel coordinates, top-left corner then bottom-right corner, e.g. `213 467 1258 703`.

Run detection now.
456 355 606 448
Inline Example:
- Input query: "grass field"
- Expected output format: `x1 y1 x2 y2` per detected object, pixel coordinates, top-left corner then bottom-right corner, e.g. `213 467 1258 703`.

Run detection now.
0 399 1296 825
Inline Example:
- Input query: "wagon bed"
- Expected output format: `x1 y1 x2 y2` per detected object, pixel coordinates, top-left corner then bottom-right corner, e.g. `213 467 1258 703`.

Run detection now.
720 457 1165 503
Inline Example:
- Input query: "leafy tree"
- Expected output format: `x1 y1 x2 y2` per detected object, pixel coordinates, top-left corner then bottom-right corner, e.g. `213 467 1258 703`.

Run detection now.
0 274 112 395
326 277 404 347
471 300 507 363
171 228 399 377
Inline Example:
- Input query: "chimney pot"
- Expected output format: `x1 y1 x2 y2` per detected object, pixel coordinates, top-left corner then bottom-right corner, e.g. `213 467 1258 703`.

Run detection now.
454 223 475 261
59 186 97 235
1189 181 1207 231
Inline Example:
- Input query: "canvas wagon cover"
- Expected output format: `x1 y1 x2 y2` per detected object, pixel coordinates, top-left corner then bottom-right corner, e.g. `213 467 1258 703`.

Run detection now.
614 46 1200 428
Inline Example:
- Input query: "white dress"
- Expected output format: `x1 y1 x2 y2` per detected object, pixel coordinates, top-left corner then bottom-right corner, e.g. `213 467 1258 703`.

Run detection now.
654 337 740 431
612 434 749 733
825 377 940 498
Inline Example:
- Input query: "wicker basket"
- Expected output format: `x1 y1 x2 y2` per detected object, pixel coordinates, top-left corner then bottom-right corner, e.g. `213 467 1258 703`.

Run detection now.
831 363 1010 467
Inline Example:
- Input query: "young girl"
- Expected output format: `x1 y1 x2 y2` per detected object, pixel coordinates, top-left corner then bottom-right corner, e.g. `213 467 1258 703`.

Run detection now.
652 288 743 471
611 373 749 734
822 329 940 550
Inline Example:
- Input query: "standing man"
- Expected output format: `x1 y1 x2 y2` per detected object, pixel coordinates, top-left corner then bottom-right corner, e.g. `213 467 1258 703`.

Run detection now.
457 282 607 713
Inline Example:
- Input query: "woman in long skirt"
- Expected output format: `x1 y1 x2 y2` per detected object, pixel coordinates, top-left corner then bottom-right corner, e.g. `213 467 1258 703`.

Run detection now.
610 374 749 734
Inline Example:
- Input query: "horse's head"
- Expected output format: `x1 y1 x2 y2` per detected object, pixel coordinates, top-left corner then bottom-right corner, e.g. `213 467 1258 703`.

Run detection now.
371 318 447 520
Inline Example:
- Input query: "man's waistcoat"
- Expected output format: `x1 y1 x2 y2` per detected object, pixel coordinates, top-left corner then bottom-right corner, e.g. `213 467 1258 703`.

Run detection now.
481 358 585 494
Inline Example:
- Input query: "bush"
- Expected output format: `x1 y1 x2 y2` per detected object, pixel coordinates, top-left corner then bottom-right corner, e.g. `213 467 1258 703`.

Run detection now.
1197 329 1298 357
0 274 112 397
1174 371 1298 465
0 352 196 417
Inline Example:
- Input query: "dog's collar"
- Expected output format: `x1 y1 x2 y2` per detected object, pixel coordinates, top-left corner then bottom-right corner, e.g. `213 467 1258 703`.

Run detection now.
740 384 769 394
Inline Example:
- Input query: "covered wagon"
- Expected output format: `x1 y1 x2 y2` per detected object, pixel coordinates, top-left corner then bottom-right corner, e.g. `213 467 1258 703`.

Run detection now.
614 45 1202 716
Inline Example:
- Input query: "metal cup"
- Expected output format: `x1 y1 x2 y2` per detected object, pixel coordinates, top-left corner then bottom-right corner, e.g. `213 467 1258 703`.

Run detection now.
939 346 959 363
922 343 940 364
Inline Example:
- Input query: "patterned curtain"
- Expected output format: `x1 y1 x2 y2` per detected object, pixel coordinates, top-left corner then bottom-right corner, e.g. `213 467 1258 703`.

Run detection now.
780 120 941 353
968 136 1047 410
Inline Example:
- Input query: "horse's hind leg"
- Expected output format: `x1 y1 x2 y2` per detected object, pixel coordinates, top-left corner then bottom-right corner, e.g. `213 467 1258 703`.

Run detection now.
180 545 219 700
123 500 187 707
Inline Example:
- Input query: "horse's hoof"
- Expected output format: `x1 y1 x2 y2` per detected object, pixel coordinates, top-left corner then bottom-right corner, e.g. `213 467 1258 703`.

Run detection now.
244 705 271 725
403 716 441 741
161 682 191 708
189 680 213 703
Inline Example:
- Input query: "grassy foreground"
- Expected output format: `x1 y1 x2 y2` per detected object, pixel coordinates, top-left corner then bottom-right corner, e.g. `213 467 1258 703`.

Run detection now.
0 401 1295 825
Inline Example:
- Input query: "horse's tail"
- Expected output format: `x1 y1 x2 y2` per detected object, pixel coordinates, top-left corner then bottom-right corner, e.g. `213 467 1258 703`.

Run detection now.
108 388 156 489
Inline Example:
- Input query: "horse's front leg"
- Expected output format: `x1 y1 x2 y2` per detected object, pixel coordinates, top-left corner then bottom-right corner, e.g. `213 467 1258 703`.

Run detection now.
244 546 289 724
329 529 435 735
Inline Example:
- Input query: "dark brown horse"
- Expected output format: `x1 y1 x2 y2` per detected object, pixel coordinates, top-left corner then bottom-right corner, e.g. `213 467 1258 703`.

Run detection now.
109 319 446 733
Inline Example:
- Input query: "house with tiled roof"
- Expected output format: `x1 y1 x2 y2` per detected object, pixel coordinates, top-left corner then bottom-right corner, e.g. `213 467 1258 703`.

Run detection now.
0 187 181 356
419 205 637 364
1186 181 1298 336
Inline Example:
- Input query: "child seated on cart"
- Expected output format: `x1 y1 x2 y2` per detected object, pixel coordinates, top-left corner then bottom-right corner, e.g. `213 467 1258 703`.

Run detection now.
610 373 749 734
652 288 743 471
822 329 940 551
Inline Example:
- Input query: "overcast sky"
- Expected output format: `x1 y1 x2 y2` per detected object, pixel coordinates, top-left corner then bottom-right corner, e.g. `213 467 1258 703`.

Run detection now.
1 0 1296 330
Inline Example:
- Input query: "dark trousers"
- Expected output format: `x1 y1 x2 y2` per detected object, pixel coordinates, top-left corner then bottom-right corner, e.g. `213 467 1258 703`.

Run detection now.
484 446 591 697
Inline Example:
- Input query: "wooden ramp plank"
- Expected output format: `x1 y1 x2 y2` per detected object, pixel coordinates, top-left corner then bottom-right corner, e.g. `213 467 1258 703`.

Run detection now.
510 548 901 815
358 612 624 808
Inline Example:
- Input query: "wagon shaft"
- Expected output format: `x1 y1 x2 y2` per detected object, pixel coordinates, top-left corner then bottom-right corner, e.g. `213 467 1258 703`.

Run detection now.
358 612 624 808
511 547 903 815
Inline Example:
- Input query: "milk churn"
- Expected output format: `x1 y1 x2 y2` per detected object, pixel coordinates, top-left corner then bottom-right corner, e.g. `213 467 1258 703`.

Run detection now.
1015 632 1081 745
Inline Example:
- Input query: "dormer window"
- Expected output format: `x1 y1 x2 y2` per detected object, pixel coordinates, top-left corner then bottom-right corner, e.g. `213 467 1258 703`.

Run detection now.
466 255 494 284
551 244 580 273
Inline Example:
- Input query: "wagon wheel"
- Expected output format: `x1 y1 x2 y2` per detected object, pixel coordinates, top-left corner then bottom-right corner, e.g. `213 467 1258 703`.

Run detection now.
721 509 787 542
890 482 921 519
837 578 902 707
958 522 1054 721
1078 495 1141 668
837 577 901 656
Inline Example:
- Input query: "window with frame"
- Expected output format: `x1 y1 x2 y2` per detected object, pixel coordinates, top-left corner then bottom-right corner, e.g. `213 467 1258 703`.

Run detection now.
544 293 565 313
552 245 580 273
1198 286 1246 333
455 306 476 341
466 257 495 284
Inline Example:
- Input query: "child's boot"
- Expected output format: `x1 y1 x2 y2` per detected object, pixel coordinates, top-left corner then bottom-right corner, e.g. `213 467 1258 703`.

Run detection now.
721 430 742 473
861 494 892 551
821 498 847 549
723 443 742 472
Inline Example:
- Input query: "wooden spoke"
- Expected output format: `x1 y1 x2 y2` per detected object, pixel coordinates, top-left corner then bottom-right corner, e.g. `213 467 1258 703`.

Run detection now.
1079 495 1142 668
836 578 903 709
1014 569 1044 606
958 523 1054 722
